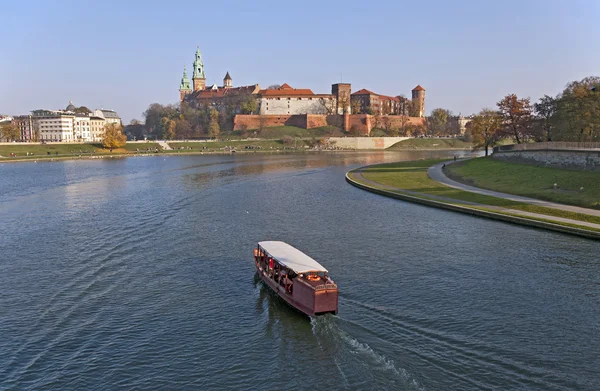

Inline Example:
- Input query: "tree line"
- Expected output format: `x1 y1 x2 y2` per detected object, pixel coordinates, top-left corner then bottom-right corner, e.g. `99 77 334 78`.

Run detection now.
143 95 258 140
468 76 600 155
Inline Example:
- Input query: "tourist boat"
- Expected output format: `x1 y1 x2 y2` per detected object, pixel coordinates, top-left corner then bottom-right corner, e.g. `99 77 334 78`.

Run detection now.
254 241 338 316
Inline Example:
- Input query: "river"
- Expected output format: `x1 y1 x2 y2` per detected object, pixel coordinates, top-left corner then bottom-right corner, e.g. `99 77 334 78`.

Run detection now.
1 152 599 390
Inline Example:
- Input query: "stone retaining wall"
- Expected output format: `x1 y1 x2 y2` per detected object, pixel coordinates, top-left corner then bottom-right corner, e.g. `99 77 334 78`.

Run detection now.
328 137 410 150
492 149 600 172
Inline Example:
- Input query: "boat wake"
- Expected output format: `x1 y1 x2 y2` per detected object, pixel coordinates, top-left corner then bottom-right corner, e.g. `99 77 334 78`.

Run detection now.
310 315 424 390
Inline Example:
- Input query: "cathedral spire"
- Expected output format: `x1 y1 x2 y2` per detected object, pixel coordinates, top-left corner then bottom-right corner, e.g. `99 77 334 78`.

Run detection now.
180 66 191 90
192 46 205 79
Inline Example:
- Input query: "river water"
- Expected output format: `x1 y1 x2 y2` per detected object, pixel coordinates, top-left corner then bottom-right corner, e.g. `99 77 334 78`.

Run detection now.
0 152 599 390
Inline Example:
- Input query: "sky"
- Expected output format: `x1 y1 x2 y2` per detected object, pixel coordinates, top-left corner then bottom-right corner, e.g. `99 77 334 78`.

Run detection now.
1 0 598 123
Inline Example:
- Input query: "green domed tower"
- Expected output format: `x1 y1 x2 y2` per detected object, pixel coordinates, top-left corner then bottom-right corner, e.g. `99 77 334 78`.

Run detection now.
192 47 206 91
179 66 192 102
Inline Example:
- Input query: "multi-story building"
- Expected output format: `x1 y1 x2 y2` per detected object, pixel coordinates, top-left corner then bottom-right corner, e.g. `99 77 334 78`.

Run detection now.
90 116 106 142
74 115 91 141
32 110 75 142
258 84 335 115
92 109 122 126
12 115 35 141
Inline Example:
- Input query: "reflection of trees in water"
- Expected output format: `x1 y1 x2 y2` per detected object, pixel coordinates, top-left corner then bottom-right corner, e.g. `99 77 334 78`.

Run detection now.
182 152 479 189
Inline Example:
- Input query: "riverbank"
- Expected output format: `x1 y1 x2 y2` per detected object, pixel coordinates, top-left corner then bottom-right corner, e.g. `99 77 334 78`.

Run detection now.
347 159 600 240
445 157 600 209
387 138 472 150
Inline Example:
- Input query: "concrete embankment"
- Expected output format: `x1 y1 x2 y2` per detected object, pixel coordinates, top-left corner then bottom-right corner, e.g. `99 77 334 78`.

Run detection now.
346 167 600 241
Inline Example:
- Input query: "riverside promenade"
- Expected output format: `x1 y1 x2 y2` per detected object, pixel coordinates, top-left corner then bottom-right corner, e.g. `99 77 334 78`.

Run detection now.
347 160 600 239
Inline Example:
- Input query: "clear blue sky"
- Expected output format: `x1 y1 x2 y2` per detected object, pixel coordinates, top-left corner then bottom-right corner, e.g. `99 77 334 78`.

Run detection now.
1 0 598 123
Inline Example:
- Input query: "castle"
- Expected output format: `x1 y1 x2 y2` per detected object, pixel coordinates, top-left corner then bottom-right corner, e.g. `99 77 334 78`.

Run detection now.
178 47 426 134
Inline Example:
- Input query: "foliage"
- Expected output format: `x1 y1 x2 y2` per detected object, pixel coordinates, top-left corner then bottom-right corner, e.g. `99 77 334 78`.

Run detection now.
426 108 450 136
101 123 127 149
351 100 361 114
467 109 503 156
161 117 176 140
267 84 281 90
533 95 557 141
550 76 600 142
0 123 21 142
240 96 258 114
208 109 220 138
496 94 533 144
282 135 294 144
74 106 91 114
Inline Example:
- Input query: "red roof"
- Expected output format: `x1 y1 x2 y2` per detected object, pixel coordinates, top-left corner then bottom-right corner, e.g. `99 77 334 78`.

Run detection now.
188 85 259 100
352 89 376 95
412 85 425 91
258 83 315 96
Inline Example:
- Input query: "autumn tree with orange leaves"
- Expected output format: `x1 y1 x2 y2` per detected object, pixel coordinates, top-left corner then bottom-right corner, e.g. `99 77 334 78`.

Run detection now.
496 94 533 144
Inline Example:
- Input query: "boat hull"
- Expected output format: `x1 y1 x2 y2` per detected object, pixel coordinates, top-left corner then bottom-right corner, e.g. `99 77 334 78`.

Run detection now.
255 264 338 317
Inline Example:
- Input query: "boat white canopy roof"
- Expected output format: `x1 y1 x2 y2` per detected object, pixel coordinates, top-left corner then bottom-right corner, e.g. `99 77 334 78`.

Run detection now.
258 241 328 274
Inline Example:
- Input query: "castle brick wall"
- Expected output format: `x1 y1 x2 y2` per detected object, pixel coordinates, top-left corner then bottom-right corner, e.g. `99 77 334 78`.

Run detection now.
234 114 425 136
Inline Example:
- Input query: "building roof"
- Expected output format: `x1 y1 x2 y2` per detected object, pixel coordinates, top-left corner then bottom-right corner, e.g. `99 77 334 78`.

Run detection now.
412 85 426 91
188 84 260 100
352 88 376 95
100 109 120 119
66 100 76 111
258 241 328 274
258 83 315 96
224 71 232 80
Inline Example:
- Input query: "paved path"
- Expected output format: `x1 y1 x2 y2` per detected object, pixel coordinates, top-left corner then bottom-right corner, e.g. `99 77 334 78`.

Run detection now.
428 160 600 217
157 140 172 150
350 167 600 230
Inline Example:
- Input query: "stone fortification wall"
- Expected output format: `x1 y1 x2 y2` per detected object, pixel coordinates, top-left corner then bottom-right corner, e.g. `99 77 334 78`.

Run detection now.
493 143 600 171
234 114 425 136
328 137 411 150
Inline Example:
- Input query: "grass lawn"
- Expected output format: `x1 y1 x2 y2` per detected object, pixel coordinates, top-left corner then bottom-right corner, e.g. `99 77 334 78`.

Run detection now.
446 157 600 209
359 159 600 225
387 138 472 150
0 143 162 159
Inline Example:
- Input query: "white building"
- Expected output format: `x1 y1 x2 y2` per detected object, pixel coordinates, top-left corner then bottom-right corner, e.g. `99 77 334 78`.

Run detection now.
92 109 122 126
32 110 75 142
74 115 92 142
90 116 106 142
257 84 336 115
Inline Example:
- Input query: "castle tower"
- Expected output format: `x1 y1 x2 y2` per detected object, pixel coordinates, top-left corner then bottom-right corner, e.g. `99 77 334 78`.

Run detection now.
179 66 192 102
411 85 426 117
332 83 352 114
223 71 232 88
192 47 206 91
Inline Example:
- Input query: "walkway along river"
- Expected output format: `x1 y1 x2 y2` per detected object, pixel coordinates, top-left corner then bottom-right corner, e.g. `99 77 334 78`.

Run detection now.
0 152 599 390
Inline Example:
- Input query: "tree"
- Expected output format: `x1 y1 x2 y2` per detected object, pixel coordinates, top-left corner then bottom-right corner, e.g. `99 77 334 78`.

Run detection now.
175 119 193 139
351 100 361 114
426 108 450 136
468 109 503 156
258 114 268 133
208 109 220 138
161 117 176 140
534 95 557 141
74 106 91 114
101 123 127 149
551 76 600 141
240 96 258 114
0 123 20 142
319 97 337 114
496 94 533 144
267 84 281 90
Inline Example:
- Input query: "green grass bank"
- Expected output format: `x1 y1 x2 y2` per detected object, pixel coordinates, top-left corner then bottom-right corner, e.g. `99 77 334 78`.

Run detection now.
445 157 600 210
353 159 600 228
387 138 472 150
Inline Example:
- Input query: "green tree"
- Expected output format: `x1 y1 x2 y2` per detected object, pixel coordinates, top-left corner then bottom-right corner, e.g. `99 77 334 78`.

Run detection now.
551 76 600 141
0 123 20 141
427 108 450 136
496 94 533 143
468 109 503 156
74 106 91 114
240 96 258 114
102 123 127 149
534 95 557 141
175 119 192 139
161 117 176 140
208 109 220 139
